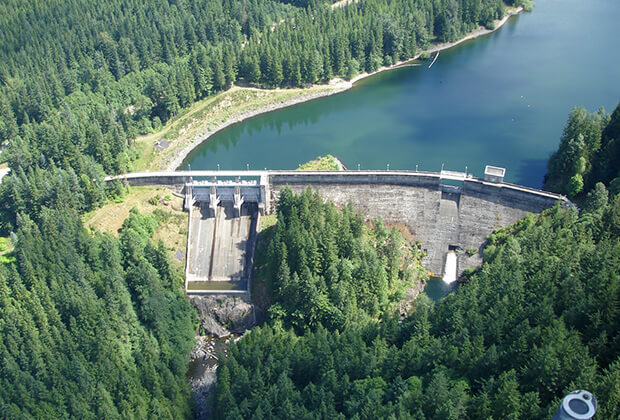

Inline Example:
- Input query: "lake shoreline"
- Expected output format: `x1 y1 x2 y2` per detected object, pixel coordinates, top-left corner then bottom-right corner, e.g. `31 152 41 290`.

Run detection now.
348 6 524 85
166 85 350 171
168 6 523 171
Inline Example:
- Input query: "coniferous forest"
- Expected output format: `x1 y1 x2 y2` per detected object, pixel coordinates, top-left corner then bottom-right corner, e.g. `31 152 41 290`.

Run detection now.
544 103 620 200
258 187 426 332
215 176 620 418
0 209 195 418
0 0 618 418
0 0 514 234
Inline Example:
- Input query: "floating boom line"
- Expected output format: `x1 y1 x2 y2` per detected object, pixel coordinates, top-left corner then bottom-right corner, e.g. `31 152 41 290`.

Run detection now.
428 51 439 68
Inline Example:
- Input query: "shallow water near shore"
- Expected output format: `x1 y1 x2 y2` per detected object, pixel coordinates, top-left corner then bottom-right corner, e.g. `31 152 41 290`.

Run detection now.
183 0 620 188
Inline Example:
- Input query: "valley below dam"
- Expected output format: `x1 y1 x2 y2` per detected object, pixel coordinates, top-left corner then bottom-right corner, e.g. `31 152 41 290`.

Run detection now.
178 1 620 414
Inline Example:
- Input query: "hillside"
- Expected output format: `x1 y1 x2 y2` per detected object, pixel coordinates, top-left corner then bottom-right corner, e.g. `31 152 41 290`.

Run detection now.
215 187 620 419
0 1 617 418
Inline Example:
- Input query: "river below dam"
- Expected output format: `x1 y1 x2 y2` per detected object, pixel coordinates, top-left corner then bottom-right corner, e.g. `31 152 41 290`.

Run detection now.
182 0 620 188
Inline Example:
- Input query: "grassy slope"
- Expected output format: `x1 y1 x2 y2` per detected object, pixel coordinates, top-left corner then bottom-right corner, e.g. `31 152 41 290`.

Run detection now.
133 85 339 171
0 236 14 265
83 186 187 267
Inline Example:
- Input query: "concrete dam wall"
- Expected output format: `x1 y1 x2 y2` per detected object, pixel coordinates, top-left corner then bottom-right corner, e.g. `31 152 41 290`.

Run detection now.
108 170 568 276
269 172 567 275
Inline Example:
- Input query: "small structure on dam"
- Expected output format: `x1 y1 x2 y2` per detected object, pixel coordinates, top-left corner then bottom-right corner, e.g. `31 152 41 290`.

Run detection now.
108 166 570 291
484 165 506 183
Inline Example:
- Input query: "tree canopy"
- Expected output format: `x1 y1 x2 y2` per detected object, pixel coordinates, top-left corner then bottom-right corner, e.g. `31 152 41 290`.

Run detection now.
215 191 620 419
1 1 618 417
0 208 195 418
257 187 426 332
544 102 620 199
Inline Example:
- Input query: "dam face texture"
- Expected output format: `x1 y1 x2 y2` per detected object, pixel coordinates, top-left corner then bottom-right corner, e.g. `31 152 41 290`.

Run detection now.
110 168 568 286
269 168 566 277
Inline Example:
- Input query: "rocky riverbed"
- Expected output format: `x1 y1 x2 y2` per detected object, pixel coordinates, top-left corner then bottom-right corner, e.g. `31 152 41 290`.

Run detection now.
188 295 257 419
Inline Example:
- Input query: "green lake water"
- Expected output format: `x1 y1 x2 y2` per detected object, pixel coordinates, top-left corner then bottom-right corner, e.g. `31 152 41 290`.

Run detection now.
182 0 620 188
425 277 457 302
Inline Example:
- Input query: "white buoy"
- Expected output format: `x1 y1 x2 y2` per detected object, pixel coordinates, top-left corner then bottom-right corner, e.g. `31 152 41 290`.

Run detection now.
442 251 457 284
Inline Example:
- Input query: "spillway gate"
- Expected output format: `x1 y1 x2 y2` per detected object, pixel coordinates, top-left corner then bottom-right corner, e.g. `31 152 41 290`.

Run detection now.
184 176 266 295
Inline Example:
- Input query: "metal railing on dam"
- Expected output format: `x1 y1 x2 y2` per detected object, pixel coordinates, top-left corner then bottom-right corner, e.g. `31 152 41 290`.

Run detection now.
106 170 570 278
105 170 568 201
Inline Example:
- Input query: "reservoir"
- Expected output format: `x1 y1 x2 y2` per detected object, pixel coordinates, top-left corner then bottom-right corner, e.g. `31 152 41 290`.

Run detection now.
182 0 620 188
